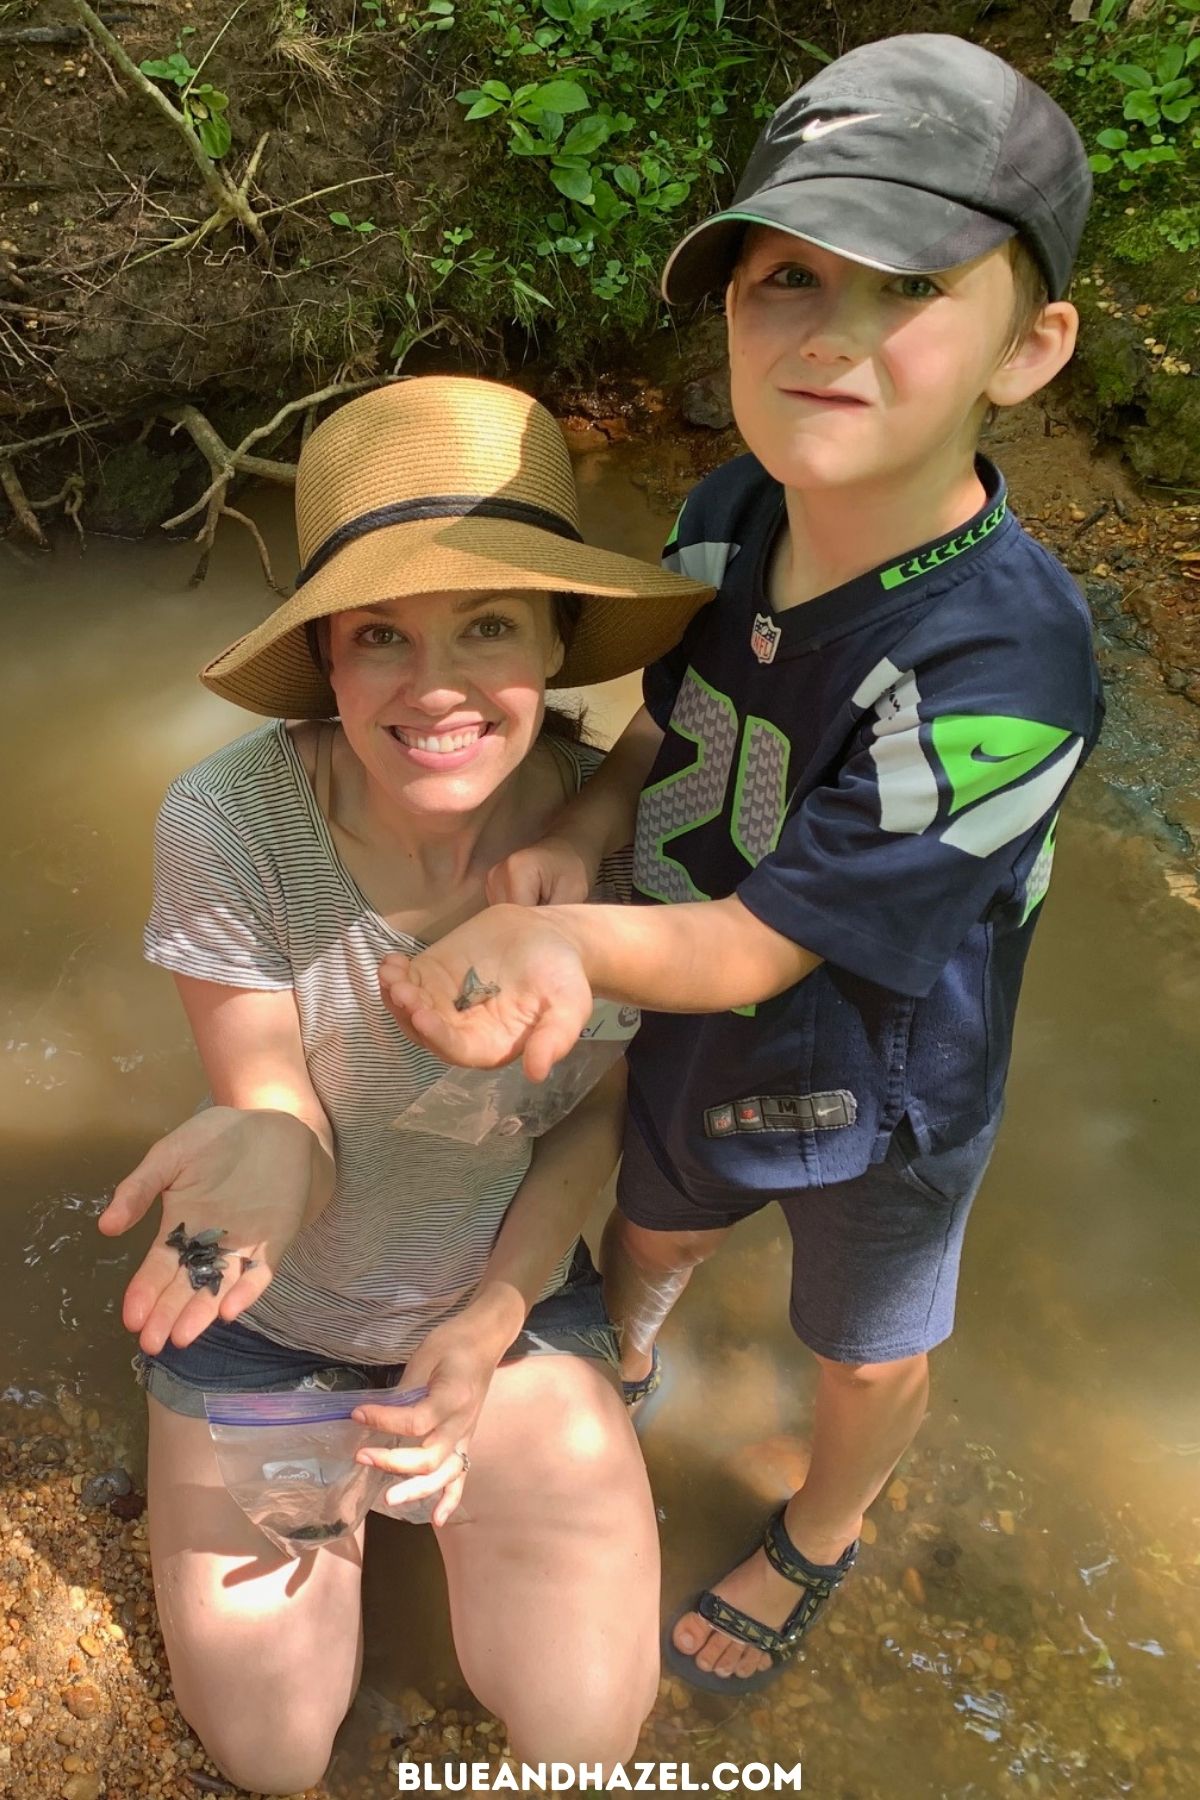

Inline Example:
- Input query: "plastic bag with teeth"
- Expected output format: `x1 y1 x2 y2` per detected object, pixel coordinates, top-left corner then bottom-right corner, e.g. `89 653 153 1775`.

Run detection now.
205 1382 428 1556
390 997 639 1145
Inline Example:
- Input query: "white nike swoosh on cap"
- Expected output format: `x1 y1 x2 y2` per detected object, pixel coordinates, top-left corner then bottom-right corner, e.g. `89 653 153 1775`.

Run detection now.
798 112 882 142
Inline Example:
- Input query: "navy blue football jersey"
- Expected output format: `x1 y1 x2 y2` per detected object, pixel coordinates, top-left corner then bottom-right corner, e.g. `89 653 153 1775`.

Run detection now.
626 453 1104 1202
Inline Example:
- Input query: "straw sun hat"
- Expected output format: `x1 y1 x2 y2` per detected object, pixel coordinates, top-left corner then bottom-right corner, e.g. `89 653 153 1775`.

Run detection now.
200 376 715 717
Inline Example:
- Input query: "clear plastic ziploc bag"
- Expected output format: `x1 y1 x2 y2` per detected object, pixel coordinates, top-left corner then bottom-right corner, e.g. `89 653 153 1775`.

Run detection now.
391 997 640 1146
204 1382 428 1557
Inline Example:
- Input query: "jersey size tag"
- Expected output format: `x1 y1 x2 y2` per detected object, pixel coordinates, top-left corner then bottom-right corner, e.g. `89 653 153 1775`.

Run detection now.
704 1090 857 1137
750 612 781 664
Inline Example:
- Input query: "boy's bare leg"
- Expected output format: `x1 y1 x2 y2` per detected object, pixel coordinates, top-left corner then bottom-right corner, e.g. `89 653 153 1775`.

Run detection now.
600 1208 731 1387
673 1349 930 1679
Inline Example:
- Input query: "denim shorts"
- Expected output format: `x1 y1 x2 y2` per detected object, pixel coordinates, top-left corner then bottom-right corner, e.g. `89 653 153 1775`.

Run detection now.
616 1113 1003 1365
134 1240 619 1419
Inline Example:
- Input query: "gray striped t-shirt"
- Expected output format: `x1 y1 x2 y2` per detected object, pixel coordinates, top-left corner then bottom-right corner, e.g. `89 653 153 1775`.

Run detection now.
145 720 615 1363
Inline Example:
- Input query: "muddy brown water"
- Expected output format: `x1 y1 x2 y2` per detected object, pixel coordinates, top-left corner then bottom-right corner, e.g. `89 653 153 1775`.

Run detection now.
2 452 1199 1795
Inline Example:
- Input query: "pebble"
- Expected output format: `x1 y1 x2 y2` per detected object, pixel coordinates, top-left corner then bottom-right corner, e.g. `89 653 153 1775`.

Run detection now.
62 1776 102 1800
395 1687 437 1727
681 374 734 432
81 1468 132 1510
901 1566 927 1607
63 1681 102 1720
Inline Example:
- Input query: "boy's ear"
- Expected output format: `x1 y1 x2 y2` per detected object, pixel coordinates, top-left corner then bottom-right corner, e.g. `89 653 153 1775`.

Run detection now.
985 302 1078 410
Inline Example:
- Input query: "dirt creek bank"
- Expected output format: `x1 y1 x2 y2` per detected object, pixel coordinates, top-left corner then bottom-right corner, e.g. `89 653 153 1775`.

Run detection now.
0 0 1197 536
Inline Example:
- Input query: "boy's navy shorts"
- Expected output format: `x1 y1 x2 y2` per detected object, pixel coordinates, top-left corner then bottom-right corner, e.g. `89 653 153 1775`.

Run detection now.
616 1113 1001 1364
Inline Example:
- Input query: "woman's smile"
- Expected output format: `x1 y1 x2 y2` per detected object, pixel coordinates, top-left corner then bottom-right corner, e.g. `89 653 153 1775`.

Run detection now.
385 719 497 770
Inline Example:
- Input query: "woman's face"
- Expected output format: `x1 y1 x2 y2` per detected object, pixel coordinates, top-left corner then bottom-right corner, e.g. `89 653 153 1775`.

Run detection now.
325 589 565 818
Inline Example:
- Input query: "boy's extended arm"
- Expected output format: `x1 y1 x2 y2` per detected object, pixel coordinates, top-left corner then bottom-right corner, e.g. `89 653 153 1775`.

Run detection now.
486 705 664 905
380 893 821 1081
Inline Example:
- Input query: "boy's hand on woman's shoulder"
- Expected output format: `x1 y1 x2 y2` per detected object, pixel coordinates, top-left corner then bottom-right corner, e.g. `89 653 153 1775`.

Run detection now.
379 906 594 1080
485 832 595 908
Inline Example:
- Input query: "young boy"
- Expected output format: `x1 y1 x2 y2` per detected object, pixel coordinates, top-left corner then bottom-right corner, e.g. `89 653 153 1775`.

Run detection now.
380 34 1104 1693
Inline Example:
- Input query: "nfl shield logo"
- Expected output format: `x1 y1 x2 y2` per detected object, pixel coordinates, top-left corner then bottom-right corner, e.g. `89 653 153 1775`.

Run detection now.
750 612 781 664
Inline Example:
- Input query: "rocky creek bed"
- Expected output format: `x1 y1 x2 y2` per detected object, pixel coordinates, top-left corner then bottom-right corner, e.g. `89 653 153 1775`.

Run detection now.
4 1397 1198 1799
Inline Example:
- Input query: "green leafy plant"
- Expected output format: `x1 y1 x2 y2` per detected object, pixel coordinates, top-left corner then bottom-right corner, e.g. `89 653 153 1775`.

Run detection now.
139 46 233 159
329 210 379 233
425 0 817 345
1055 0 1200 193
1155 202 1200 250
417 0 457 31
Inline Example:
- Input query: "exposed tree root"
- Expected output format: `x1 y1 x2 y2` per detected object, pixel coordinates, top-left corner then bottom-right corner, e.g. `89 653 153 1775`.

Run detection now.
164 376 411 584
0 461 50 549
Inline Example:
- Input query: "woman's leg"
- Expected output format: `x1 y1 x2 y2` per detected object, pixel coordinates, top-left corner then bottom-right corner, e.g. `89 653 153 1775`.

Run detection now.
147 1396 366 1794
434 1354 660 1766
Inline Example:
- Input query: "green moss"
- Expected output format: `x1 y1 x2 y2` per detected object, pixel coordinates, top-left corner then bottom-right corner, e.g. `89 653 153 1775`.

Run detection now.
1110 216 1167 267
1074 308 1144 413
1127 371 1200 485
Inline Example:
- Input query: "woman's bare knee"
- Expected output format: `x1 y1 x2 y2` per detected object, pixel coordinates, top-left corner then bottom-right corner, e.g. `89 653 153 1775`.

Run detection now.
180 1702 340 1797
501 1649 657 1767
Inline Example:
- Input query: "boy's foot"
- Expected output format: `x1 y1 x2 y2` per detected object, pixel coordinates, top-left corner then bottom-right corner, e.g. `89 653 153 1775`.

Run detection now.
671 1519 859 1681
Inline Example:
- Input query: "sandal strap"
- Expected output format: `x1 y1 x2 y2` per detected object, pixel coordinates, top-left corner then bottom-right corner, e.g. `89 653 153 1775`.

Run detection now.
762 1509 858 1593
692 1516 860 1665
621 1345 661 1408
696 1588 805 1658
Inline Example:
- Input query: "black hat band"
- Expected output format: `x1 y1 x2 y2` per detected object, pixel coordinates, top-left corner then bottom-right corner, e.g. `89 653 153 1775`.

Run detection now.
294 494 584 589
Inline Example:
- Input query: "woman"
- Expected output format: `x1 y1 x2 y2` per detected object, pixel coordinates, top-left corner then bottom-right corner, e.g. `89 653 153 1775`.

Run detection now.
99 377 712 1794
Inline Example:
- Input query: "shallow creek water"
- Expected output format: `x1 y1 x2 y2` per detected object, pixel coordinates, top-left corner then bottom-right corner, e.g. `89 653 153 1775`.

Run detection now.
1 449 1199 1796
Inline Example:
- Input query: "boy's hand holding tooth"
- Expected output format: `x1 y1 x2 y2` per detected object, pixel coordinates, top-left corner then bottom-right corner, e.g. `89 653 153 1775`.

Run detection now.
378 905 595 1081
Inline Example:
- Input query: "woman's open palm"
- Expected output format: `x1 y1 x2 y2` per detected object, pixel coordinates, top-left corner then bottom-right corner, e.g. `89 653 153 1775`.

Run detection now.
100 1107 318 1355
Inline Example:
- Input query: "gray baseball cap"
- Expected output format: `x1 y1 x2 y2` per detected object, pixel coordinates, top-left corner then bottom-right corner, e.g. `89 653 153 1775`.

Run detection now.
662 34 1092 305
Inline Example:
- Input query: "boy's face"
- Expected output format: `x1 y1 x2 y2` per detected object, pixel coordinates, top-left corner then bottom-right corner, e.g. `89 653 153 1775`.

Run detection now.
725 228 1075 495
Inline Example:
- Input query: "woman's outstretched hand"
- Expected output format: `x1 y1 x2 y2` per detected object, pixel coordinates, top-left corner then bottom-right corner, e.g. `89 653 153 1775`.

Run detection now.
99 1107 319 1356
350 1314 505 1527
379 904 594 1080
